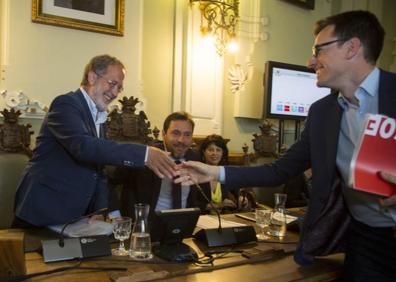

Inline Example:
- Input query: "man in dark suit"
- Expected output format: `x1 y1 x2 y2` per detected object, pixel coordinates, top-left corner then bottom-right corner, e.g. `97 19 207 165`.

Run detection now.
13 54 176 227
119 111 205 219
176 11 396 281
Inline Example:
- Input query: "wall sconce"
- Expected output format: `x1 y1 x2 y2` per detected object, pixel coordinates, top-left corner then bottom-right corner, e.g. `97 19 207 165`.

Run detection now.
190 0 239 56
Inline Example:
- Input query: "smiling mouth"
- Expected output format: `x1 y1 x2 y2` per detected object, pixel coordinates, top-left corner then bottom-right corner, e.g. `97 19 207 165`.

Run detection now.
175 145 187 150
103 93 114 103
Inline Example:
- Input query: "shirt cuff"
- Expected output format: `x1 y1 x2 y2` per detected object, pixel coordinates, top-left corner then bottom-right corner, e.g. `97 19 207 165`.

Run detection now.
108 210 121 219
219 166 226 183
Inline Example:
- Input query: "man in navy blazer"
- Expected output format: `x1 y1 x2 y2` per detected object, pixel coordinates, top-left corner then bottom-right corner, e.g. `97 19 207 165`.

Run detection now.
176 11 396 280
13 55 176 227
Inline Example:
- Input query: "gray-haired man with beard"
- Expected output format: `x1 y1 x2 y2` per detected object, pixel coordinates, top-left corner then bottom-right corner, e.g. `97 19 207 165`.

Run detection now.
13 54 176 228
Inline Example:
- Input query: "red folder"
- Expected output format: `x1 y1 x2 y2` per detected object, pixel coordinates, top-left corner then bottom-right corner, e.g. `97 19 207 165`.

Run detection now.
349 114 396 196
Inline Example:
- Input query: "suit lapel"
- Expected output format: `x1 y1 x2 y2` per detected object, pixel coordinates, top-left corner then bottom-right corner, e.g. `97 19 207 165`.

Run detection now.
324 94 343 177
378 70 396 119
75 90 98 138
100 123 106 139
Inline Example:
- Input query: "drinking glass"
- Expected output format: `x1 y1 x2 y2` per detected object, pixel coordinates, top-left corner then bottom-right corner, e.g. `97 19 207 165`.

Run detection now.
112 216 132 256
268 193 287 237
255 208 272 240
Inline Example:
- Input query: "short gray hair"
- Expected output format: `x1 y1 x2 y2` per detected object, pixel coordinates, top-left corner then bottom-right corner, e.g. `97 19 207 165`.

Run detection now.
80 54 125 86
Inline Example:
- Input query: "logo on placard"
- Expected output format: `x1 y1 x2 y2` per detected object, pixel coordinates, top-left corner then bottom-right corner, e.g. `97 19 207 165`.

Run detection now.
172 228 181 234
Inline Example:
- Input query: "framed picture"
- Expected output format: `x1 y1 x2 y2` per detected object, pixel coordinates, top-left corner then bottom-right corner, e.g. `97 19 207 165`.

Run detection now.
283 0 315 10
32 0 125 36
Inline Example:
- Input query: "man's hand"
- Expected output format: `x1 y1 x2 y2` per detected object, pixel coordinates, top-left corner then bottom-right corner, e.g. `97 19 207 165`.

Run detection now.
174 161 220 186
379 171 396 207
146 146 176 179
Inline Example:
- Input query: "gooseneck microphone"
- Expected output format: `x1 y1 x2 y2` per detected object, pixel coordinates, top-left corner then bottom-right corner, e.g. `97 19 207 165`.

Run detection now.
194 183 222 233
192 182 257 248
59 208 108 247
42 207 112 263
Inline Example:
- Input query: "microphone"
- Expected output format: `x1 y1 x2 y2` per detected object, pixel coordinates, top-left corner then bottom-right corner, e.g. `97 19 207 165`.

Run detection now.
59 208 108 247
194 183 222 233
192 182 257 247
42 208 112 263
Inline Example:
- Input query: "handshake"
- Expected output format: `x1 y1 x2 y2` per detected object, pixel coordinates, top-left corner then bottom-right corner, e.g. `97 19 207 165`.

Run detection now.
145 146 220 185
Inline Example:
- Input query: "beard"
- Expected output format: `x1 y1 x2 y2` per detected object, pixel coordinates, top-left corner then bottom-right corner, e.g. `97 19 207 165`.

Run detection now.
91 91 112 112
164 141 189 159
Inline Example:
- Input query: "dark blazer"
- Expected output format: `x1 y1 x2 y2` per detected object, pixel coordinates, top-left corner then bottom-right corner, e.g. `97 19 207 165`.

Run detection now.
225 69 396 264
119 146 202 219
14 90 146 226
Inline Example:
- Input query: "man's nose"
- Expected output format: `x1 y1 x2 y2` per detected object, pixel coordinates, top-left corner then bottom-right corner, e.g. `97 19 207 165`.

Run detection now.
177 135 185 142
307 56 317 70
110 87 119 97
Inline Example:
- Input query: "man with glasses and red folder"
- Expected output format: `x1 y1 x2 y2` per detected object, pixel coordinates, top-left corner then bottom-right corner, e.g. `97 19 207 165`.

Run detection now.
176 11 396 281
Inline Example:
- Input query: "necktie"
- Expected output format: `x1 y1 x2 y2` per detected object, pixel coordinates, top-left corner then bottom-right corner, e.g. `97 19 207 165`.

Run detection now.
172 160 182 209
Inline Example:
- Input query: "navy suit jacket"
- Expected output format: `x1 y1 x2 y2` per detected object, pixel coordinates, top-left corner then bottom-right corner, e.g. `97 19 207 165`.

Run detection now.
14 90 147 226
225 69 396 263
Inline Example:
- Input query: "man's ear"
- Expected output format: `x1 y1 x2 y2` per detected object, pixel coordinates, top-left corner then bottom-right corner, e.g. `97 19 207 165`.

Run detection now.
87 70 98 86
346 37 362 60
162 130 166 139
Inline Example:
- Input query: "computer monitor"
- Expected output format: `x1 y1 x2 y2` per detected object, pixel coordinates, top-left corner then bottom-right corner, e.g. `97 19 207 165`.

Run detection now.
150 208 201 262
264 60 331 120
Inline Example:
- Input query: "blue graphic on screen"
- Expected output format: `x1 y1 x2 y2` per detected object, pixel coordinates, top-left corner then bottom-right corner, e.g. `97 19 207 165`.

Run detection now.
268 66 331 118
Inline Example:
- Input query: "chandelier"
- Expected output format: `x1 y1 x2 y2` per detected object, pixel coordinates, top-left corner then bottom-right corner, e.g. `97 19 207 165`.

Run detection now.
190 0 239 56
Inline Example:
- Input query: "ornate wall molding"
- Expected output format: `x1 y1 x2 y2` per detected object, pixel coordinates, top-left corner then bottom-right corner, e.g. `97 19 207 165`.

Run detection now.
0 90 48 118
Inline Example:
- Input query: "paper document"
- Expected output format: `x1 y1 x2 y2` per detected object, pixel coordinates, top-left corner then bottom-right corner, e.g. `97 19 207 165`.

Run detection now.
48 218 113 237
197 215 246 229
235 212 298 224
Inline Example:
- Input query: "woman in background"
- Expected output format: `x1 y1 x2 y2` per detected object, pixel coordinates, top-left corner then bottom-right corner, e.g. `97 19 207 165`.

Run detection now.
198 134 237 213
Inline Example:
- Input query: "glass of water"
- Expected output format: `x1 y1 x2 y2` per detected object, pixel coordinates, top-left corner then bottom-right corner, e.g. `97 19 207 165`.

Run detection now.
255 208 272 240
111 216 132 256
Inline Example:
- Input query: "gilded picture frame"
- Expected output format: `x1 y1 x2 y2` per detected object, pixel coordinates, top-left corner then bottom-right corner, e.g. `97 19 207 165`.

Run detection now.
283 0 315 10
32 0 125 36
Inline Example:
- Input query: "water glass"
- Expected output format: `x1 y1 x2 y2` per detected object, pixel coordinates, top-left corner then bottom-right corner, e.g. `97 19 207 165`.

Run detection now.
268 193 287 237
112 216 132 256
255 208 271 240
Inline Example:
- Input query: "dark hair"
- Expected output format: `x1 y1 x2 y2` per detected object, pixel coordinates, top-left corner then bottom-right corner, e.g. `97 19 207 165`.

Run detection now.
163 111 195 133
314 10 385 63
81 54 125 86
199 134 229 165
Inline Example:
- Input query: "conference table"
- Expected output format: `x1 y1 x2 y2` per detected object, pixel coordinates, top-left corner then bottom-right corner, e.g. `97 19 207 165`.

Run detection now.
14 213 344 281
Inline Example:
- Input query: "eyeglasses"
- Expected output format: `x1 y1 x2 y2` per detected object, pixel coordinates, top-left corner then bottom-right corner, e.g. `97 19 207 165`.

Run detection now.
95 73 124 93
312 39 347 58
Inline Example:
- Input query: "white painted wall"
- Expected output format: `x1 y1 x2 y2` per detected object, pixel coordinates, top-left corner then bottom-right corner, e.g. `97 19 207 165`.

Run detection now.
1 0 395 153
0 0 144 112
223 0 333 151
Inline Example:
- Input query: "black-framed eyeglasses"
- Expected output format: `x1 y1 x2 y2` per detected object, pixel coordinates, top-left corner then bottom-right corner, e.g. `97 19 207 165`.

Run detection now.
312 39 347 58
95 73 124 93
